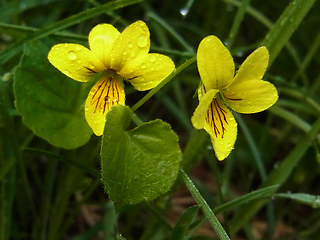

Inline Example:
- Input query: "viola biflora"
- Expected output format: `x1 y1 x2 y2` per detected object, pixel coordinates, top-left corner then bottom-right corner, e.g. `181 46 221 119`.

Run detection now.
192 36 278 161
48 21 175 136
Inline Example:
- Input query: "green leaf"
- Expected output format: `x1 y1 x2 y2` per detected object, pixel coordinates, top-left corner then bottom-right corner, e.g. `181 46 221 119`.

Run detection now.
101 105 182 208
213 185 278 214
274 193 320 208
14 39 92 149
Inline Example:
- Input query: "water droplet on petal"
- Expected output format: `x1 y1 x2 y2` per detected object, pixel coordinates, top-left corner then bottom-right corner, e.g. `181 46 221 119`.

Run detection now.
150 55 157 63
139 22 145 27
141 64 146 70
137 35 148 48
75 45 82 51
68 51 77 60
128 42 133 49
64 69 71 76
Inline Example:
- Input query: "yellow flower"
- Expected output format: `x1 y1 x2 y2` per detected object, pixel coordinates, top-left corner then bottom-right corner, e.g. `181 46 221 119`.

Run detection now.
191 36 278 161
48 21 175 136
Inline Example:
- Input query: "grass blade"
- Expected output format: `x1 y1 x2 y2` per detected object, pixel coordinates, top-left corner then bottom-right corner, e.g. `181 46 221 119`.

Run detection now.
274 193 320 208
230 116 320 234
261 0 316 65
0 0 143 64
213 185 278 214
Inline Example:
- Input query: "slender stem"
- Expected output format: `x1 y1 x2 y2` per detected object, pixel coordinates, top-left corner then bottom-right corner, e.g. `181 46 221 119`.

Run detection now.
236 114 267 181
179 168 231 240
0 22 87 41
226 0 251 49
131 56 196 112
146 7 195 54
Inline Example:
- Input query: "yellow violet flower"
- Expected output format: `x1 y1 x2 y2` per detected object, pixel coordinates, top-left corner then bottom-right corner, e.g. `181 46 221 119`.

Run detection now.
48 21 175 136
192 36 278 161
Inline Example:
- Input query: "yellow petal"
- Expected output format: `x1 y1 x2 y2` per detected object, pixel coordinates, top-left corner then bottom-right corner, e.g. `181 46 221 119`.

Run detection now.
197 36 234 90
119 53 175 91
85 72 125 136
89 24 120 68
224 80 278 114
203 98 237 161
191 89 219 129
110 20 150 71
48 43 105 82
232 46 269 84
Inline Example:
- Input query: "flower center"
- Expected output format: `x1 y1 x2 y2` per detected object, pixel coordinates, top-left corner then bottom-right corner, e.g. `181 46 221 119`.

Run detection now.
90 70 125 114
206 98 228 138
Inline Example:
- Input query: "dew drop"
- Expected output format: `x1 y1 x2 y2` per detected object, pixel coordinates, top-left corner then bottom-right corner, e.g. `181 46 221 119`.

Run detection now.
141 64 146 70
139 21 145 28
68 51 77 60
75 45 82 51
63 69 71 76
150 55 157 63
137 35 148 48
180 7 188 16
128 42 133 49
122 51 128 56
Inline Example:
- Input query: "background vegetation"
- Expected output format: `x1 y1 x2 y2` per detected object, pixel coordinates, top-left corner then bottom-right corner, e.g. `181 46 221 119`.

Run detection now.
0 0 319 239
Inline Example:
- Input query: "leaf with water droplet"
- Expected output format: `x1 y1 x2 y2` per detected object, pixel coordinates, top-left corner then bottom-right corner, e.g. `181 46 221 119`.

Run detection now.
101 105 182 209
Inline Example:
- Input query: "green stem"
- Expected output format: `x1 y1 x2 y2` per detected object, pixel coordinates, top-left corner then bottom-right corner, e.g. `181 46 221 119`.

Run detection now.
131 56 196 112
292 32 320 83
236 114 267 181
279 87 320 113
145 7 194 54
179 168 231 240
0 22 87 41
226 0 251 49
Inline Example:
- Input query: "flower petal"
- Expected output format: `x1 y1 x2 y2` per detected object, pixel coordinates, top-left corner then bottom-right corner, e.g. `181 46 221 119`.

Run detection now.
89 24 120 68
119 53 175 91
85 73 125 136
191 88 219 129
48 43 105 82
197 35 234 90
232 46 269 84
203 98 237 161
110 20 150 72
224 80 278 114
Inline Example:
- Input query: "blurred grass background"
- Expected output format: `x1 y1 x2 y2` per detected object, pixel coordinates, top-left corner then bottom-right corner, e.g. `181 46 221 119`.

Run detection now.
1 0 320 239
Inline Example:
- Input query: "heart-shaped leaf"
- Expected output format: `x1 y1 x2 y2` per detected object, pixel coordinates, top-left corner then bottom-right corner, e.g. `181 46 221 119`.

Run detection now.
101 105 182 208
14 39 92 149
